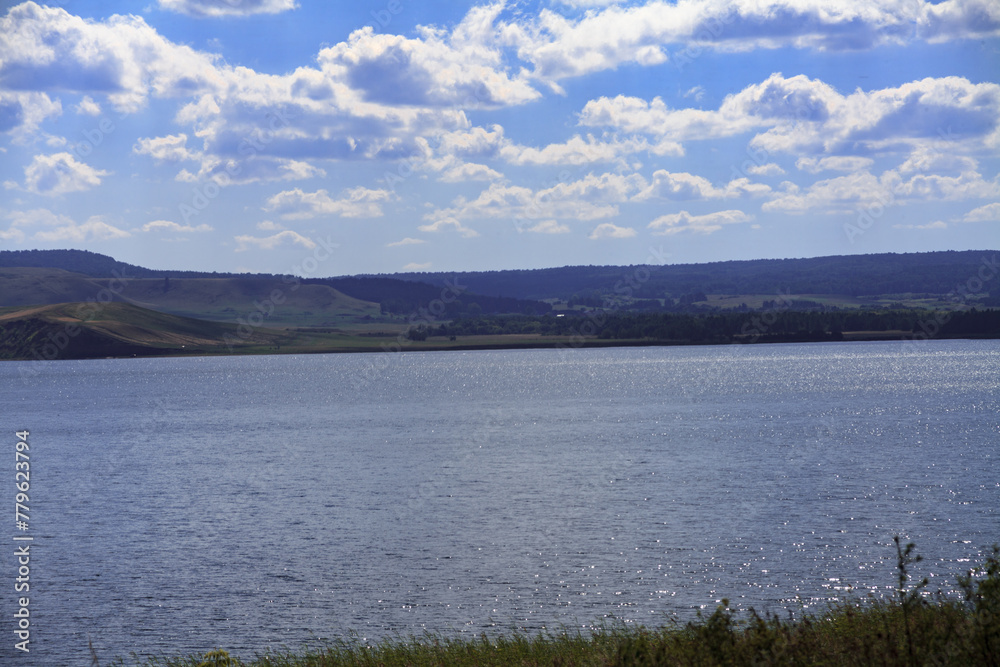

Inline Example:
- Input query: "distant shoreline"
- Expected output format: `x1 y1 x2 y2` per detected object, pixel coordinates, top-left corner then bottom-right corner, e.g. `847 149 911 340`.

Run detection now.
5 330 998 363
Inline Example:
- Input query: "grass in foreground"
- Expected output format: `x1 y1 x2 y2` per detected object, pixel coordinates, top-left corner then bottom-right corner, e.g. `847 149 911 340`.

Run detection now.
110 540 999 667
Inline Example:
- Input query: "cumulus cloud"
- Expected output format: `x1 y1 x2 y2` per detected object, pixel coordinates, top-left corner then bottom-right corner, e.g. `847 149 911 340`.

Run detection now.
503 0 999 84
319 4 539 109
959 202 1000 223
885 168 1000 201
426 180 620 226
234 230 316 251
527 219 570 234
32 215 131 242
74 95 101 116
796 156 875 173
402 262 432 270
23 152 108 194
133 134 198 162
386 237 427 247
158 0 298 18
648 209 753 235
589 222 636 239
634 170 769 201
747 163 785 176
0 2 226 112
0 227 25 242
141 220 212 233
417 217 480 238
437 161 503 183
264 186 393 219
893 221 949 230
500 133 681 166
580 74 1000 158
763 171 891 214
0 90 61 135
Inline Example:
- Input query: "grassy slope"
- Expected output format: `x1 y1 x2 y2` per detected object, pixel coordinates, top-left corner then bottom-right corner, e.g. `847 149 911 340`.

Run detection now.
0 302 289 359
0 267 110 306
0 302 602 360
0 268 382 326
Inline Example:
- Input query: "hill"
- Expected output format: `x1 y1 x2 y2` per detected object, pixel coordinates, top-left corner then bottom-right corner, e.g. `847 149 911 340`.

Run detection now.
390 250 999 302
0 267 382 325
0 302 287 360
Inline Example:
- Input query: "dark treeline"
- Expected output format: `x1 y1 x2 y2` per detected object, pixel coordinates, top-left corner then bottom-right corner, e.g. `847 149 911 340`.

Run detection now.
432 308 1000 343
394 250 999 301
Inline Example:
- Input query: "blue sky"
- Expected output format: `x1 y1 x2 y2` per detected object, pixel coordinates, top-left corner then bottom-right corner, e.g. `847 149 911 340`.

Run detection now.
0 0 997 276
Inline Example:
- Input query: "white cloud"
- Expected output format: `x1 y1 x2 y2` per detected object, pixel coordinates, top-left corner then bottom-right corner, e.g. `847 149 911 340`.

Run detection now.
0 90 61 136
133 134 198 162
503 0 998 84
264 187 393 219
6 208 75 229
885 168 1000 201
684 85 705 102
402 262 432 271
257 220 284 231
74 96 101 116
589 222 636 239
141 220 212 233
919 0 1000 43
427 181 619 226
897 148 979 176
527 219 570 234
234 230 316 252
386 237 427 247
158 0 298 18
796 156 875 174
0 2 227 112
763 171 891 214
318 9 539 109
634 170 770 201
540 172 647 203
959 202 1000 223
500 133 681 166
893 221 949 230
0 227 25 242
417 217 480 238
23 152 108 195
580 74 1000 159
747 163 785 176
438 161 503 183
32 215 131 242
648 209 753 235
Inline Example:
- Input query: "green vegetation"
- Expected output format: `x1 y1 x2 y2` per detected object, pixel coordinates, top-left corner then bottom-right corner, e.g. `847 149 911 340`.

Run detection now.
437 308 1000 343
102 542 1000 666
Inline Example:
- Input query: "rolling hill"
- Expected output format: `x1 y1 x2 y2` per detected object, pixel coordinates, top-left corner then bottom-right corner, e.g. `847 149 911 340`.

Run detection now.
0 267 382 325
0 302 287 360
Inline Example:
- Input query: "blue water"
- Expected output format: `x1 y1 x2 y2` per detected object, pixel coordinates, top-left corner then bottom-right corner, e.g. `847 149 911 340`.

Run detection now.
1 340 998 665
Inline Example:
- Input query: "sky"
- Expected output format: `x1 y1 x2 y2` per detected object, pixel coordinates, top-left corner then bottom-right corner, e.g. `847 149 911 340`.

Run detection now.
0 0 997 277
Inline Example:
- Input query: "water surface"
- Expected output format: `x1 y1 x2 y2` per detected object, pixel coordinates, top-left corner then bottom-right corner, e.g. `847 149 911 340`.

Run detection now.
1 340 997 665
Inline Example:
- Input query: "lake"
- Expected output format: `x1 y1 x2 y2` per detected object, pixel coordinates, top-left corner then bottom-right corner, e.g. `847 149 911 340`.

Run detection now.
1 339 998 665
